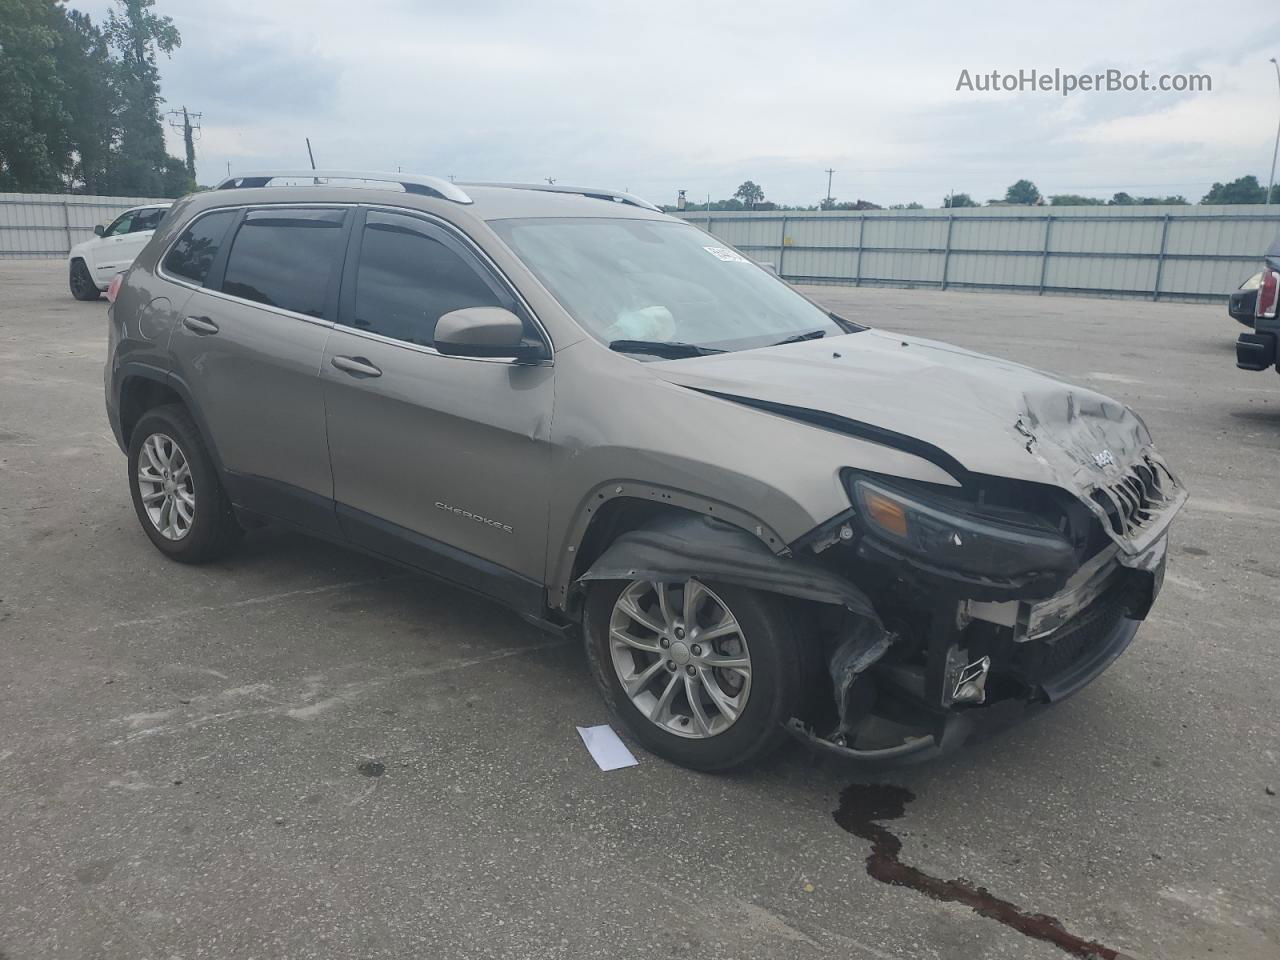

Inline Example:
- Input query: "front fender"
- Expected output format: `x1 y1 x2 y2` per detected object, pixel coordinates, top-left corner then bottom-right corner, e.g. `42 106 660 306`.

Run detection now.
578 512 878 619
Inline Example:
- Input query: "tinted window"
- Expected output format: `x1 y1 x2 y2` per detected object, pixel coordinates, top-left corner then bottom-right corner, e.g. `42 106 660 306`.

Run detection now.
221 209 347 318
130 208 165 233
162 210 237 286
348 212 504 346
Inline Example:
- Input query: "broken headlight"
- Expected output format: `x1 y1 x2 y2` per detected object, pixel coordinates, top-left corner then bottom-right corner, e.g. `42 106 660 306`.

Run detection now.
846 474 1077 583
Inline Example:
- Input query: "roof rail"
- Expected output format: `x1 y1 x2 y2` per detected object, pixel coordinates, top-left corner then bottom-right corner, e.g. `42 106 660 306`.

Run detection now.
460 182 662 213
214 170 472 204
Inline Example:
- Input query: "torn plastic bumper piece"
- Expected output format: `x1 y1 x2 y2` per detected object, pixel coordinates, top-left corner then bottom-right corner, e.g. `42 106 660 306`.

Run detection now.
786 613 1140 765
577 512 882 620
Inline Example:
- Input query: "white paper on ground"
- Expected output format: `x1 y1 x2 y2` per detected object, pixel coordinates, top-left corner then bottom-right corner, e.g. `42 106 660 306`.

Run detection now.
576 724 639 771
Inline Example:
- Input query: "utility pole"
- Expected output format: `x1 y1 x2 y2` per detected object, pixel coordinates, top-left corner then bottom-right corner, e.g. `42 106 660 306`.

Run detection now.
1268 58 1280 207
824 168 835 208
166 106 201 182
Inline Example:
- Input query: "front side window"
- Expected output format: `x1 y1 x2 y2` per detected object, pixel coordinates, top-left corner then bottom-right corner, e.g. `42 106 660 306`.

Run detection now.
102 211 135 237
162 210 237 286
489 217 849 355
347 211 505 346
221 209 347 318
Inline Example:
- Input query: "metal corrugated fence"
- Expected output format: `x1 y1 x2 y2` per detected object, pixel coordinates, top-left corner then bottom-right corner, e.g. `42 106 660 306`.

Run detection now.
681 205 1280 302
0 193 170 259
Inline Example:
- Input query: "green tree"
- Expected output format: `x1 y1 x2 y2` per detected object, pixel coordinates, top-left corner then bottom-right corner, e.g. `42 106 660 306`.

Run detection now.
943 192 977 208
105 0 182 195
1004 179 1041 204
56 9 120 194
0 0 74 191
1049 194 1105 206
733 180 764 208
1200 176 1275 204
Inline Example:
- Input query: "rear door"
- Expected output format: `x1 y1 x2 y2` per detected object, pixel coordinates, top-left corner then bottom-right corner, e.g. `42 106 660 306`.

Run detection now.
165 205 351 535
321 208 554 613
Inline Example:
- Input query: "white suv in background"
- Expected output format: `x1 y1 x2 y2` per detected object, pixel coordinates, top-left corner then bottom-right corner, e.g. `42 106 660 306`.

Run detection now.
68 202 171 300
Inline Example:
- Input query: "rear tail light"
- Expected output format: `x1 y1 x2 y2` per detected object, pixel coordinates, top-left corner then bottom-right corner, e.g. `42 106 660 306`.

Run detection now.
106 272 124 304
1258 267 1279 320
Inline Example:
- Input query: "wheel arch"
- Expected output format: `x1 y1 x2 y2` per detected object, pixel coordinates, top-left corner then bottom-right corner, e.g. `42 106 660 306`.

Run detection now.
116 368 225 475
550 482 790 618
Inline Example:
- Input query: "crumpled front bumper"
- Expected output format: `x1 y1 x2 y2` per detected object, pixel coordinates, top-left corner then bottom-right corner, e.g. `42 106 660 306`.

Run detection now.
787 612 1140 765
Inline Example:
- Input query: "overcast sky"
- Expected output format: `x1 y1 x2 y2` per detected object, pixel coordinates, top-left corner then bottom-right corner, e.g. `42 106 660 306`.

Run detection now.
80 0 1280 208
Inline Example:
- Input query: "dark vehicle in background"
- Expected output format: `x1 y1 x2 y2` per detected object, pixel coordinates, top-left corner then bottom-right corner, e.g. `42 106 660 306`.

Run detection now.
1229 272 1261 327
1235 235 1280 372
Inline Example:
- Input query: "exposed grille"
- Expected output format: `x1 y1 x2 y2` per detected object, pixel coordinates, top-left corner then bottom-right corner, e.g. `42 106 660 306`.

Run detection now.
1017 577 1133 685
1088 453 1179 542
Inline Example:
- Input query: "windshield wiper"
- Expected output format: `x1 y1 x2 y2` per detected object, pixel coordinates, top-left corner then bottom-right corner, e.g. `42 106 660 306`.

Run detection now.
770 329 827 346
608 339 727 359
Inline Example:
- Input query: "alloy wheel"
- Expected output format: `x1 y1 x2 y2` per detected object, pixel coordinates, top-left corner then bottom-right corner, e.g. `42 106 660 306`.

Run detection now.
608 579 752 739
136 432 195 540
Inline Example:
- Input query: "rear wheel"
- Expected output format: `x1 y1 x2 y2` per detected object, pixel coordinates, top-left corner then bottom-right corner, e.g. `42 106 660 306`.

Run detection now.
127 405 241 563
585 577 803 771
69 259 100 301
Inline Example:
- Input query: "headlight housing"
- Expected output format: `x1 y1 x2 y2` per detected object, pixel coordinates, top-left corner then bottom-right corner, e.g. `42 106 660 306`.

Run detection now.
846 473 1077 584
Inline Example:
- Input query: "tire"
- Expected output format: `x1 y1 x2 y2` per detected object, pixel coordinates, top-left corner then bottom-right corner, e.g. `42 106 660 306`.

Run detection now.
127 404 241 563
584 577 804 772
69 259 101 301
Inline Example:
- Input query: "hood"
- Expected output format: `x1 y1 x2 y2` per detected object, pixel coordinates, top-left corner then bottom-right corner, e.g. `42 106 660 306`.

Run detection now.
655 329 1153 497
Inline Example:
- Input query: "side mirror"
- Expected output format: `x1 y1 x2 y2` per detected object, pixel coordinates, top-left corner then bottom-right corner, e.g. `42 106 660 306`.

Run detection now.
93 224 105 237
434 307 547 362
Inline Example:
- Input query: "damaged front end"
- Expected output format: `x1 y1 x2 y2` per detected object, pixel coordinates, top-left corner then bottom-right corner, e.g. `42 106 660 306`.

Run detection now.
788 450 1185 763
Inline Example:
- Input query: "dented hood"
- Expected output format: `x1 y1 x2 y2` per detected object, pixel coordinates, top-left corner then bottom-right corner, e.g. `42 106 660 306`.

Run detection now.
655 329 1153 494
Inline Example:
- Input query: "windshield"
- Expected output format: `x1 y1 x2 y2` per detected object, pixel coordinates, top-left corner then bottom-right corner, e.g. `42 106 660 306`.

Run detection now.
489 217 852 355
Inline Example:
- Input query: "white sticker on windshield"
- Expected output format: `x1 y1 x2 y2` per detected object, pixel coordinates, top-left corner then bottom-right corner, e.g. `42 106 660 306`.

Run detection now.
703 245 749 263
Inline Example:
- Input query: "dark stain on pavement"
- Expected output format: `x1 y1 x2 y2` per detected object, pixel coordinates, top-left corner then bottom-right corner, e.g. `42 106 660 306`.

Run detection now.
72 858 116 886
356 759 386 778
834 783 1130 960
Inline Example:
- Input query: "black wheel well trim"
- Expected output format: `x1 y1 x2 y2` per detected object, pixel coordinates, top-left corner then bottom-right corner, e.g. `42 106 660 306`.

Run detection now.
115 365 226 475
548 482 789 615
573 509 882 622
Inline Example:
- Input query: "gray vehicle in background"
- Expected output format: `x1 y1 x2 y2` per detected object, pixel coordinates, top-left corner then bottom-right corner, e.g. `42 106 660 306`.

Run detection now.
104 171 1186 771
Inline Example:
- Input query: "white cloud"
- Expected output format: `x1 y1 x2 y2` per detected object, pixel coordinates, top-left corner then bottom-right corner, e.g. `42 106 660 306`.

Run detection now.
82 0 1280 205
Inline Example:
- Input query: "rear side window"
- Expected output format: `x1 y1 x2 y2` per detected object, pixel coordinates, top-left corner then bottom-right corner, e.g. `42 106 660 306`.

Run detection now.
130 208 165 233
348 211 504 346
221 209 347 318
162 210 237 286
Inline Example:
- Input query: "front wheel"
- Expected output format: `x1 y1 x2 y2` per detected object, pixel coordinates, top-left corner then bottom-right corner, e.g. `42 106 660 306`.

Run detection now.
584 577 804 772
69 258 101 301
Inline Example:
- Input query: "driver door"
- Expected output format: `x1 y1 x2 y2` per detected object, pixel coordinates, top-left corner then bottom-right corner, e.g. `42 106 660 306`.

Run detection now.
90 209 139 285
321 209 555 616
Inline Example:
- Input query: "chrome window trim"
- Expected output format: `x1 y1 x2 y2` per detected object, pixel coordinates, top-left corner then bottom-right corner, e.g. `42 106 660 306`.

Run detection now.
325 323 548 366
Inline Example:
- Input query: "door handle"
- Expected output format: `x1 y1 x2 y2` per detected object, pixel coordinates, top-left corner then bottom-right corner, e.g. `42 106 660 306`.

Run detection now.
183 316 219 335
331 355 382 378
